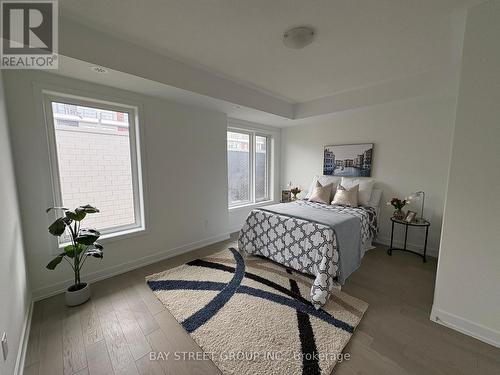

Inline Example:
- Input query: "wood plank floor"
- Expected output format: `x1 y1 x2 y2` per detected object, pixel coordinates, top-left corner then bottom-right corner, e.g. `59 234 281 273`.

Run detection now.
24 238 500 375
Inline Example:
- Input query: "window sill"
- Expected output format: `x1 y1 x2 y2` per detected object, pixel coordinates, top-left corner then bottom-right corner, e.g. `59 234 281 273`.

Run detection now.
228 200 276 211
58 226 147 249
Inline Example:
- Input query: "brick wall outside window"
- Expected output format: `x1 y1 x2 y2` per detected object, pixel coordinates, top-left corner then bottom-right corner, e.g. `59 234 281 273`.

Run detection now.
54 127 136 231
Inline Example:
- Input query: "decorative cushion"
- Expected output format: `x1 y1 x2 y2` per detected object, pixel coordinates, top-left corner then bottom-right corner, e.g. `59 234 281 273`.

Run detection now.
308 181 333 205
340 177 374 206
332 184 359 207
305 175 340 200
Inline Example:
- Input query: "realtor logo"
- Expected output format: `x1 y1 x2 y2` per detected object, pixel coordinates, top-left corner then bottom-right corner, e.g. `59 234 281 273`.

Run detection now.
1 0 58 69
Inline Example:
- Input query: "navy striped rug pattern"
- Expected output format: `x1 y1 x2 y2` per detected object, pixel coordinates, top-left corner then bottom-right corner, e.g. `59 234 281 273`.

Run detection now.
146 248 368 375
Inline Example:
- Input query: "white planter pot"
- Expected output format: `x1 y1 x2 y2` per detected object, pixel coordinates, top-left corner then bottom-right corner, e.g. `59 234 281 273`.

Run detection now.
65 283 91 306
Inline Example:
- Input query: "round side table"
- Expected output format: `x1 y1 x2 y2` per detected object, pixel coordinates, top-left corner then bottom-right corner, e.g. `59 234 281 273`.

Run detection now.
387 217 430 262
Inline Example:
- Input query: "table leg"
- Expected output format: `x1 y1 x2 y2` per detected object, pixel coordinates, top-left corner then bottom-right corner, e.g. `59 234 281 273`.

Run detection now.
404 224 408 251
423 225 429 263
389 220 395 256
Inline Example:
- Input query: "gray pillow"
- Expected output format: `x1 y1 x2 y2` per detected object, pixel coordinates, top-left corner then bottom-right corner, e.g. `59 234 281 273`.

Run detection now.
308 181 333 205
332 184 359 207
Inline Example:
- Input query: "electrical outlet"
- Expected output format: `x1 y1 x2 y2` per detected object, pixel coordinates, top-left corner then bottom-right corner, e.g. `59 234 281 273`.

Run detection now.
1 332 7 361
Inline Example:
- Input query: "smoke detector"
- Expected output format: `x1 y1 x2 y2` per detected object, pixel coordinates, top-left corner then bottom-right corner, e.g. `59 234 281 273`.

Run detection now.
283 26 315 49
91 66 108 74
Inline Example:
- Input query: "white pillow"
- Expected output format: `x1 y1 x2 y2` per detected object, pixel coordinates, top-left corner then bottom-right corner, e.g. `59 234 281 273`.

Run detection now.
341 177 374 206
366 189 382 208
305 175 341 200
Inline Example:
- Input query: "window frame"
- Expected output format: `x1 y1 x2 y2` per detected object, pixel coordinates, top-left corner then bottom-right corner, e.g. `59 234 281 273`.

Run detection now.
227 128 253 207
42 90 146 245
227 126 273 208
254 132 271 203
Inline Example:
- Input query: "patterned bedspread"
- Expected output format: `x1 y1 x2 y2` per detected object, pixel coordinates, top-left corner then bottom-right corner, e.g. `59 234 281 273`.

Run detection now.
238 201 377 308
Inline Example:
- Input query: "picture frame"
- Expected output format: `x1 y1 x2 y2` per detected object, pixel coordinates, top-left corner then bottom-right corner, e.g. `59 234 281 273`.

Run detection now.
281 190 291 203
405 210 417 223
323 143 374 177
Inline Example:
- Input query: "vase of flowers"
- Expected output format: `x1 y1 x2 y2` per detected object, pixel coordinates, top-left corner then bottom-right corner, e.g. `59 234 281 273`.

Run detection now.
387 197 410 220
290 187 302 200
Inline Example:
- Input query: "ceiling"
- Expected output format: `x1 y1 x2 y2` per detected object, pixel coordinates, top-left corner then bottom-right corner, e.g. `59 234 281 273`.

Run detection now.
60 0 479 103
52 56 290 126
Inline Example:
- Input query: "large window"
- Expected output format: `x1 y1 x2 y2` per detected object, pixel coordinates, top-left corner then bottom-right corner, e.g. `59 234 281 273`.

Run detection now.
44 92 144 243
227 129 272 207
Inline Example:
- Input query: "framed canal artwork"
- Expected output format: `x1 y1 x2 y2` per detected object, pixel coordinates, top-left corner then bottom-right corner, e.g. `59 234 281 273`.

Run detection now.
323 143 373 177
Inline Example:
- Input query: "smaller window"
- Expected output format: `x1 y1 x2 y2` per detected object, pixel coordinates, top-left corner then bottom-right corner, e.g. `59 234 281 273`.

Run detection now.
255 135 269 202
227 129 272 207
227 131 251 206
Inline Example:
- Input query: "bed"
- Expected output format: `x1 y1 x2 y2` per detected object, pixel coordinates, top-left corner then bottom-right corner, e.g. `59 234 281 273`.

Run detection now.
238 181 379 309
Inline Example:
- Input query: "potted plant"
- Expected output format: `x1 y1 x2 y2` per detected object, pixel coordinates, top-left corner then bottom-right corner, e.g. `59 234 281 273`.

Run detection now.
46 204 104 306
387 197 411 220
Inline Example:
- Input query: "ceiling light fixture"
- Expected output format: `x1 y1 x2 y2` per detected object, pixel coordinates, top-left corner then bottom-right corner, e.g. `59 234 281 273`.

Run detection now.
283 26 315 49
90 66 108 74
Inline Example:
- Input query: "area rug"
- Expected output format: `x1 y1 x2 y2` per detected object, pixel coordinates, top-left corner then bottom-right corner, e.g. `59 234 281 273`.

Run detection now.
146 248 368 375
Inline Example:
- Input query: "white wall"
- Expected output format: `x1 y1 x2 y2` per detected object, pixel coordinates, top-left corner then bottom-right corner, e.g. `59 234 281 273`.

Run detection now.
432 0 500 347
4 70 229 299
0 71 31 374
280 92 458 255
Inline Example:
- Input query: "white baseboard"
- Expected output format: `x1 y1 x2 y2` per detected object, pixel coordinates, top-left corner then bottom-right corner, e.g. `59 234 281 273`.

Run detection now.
376 236 439 258
14 300 34 375
32 233 231 301
228 226 242 236
430 306 500 348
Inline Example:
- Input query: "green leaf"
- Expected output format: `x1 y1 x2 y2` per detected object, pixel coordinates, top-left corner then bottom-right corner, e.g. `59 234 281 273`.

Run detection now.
66 210 86 221
64 244 86 258
48 218 67 236
46 254 65 270
76 229 100 245
64 245 75 258
85 249 103 258
77 205 100 214
62 216 73 225
46 207 68 213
